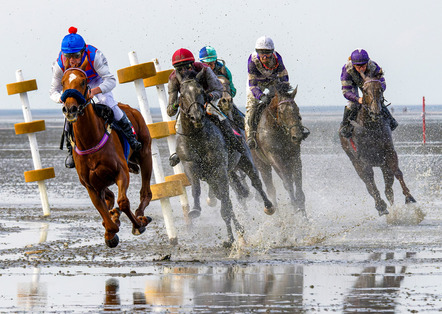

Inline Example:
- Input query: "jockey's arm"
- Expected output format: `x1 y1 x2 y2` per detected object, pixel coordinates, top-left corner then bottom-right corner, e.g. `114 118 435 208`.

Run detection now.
93 50 117 95
167 76 180 116
204 67 223 101
49 61 64 103
340 64 360 103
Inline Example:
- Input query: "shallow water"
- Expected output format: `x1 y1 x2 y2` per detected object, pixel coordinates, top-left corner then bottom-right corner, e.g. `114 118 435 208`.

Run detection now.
0 108 441 312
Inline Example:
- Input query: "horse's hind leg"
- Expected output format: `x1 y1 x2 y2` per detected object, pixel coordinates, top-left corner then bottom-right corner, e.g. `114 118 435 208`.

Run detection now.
385 150 416 204
189 178 202 219
381 165 395 205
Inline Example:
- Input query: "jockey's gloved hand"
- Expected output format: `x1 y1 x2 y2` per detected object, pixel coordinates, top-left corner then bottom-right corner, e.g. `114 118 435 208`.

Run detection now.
204 93 213 103
259 94 270 105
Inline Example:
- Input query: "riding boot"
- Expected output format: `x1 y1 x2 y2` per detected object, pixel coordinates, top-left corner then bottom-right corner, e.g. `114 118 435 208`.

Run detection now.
246 106 259 149
218 119 246 155
65 135 75 168
381 105 398 131
115 113 142 151
339 107 358 138
169 152 180 167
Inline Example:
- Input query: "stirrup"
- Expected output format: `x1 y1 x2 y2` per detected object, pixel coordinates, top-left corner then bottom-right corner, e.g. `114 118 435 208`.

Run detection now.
247 137 257 149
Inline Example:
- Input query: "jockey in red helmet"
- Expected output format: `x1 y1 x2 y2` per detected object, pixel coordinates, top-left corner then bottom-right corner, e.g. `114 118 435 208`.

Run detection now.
50 27 141 168
167 48 246 167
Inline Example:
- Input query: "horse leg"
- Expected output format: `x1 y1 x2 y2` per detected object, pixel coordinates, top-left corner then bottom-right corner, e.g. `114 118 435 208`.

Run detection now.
133 152 154 235
86 188 120 248
237 156 274 215
211 178 244 248
228 170 249 202
104 188 115 210
207 184 217 207
114 171 148 236
189 179 202 219
350 159 388 216
254 155 277 206
381 165 395 206
292 147 306 216
385 150 416 204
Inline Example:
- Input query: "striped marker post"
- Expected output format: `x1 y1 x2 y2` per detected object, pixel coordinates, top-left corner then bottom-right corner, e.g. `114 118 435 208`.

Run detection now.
6 70 55 216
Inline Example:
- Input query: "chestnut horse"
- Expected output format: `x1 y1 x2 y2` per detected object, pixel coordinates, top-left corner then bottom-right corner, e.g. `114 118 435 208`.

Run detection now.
340 75 416 216
251 85 308 216
61 66 153 248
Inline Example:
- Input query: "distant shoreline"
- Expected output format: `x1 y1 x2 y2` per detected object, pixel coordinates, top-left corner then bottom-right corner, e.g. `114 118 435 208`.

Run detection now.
0 104 441 118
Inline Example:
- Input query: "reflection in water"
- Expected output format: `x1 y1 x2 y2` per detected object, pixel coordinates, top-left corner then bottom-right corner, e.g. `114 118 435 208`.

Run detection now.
16 223 49 311
344 252 415 313
143 264 304 312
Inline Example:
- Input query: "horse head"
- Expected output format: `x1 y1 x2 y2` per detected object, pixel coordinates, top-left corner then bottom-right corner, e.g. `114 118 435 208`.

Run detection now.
273 84 304 143
217 75 233 115
361 75 384 123
60 60 90 123
176 70 206 129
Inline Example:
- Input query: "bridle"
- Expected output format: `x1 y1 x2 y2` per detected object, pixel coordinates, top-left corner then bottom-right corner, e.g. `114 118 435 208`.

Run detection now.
361 79 383 121
268 98 302 136
61 68 93 118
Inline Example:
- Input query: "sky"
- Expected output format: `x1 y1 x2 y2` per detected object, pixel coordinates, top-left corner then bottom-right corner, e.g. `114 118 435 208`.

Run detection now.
1 0 441 112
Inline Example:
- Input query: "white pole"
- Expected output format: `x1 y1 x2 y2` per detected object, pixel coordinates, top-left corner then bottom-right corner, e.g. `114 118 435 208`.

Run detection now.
128 52 177 243
16 70 50 216
152 59 190 223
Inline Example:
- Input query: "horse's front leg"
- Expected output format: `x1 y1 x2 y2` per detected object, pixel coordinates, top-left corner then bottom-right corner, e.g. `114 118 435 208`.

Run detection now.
114 170 147 236
354 162 388 216
86 187 120 248
188 178 202 219
133 150 154 234
381 165 395 205
292 147 306 217
253 154 277 206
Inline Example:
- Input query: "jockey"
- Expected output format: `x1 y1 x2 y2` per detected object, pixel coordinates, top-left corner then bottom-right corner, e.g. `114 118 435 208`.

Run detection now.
246 36 299 149
199 45 244 129
50 26 141 168
340 48 398 138
167 48 246 166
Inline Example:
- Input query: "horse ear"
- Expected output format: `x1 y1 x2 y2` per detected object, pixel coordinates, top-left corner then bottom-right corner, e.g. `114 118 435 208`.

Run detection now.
290 85 298 98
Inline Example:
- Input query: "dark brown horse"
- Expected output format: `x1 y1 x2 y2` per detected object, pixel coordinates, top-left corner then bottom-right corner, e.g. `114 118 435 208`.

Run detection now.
251 85 307 216
175 70 273 247
340 76 416 216
61 65 153 248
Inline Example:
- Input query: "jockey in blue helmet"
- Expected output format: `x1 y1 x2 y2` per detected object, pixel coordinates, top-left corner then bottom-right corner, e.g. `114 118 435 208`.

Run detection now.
339 48 398 138
50 26 141 168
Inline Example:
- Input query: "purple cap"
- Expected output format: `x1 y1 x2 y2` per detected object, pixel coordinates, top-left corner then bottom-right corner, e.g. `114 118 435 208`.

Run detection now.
351 49 369 65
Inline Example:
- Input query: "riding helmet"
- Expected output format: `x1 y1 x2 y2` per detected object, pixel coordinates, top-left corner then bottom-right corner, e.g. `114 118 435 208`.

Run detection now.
172 48 195 67
351 49 370 65
199 46 217 63
61 27 86 54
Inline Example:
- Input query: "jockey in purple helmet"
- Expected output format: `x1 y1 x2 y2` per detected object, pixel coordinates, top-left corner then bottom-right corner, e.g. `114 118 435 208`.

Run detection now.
50 27 141 168
339 48 398 138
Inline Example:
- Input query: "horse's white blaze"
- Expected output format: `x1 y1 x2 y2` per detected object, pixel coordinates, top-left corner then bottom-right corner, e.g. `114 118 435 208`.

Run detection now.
69 73 77 83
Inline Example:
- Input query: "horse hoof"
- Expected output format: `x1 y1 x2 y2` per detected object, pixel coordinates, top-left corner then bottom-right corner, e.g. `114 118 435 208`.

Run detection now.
188 209 201 219
105 234 119 248
132 225 146 236
406 196 417 204
378 208 389 217
264 206 276 215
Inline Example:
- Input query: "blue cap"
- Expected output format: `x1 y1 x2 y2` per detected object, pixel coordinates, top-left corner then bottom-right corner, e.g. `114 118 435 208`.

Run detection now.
61 27 86 53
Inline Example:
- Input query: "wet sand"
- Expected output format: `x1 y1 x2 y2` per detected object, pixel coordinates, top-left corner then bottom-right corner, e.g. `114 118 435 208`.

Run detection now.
0 108 441 312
